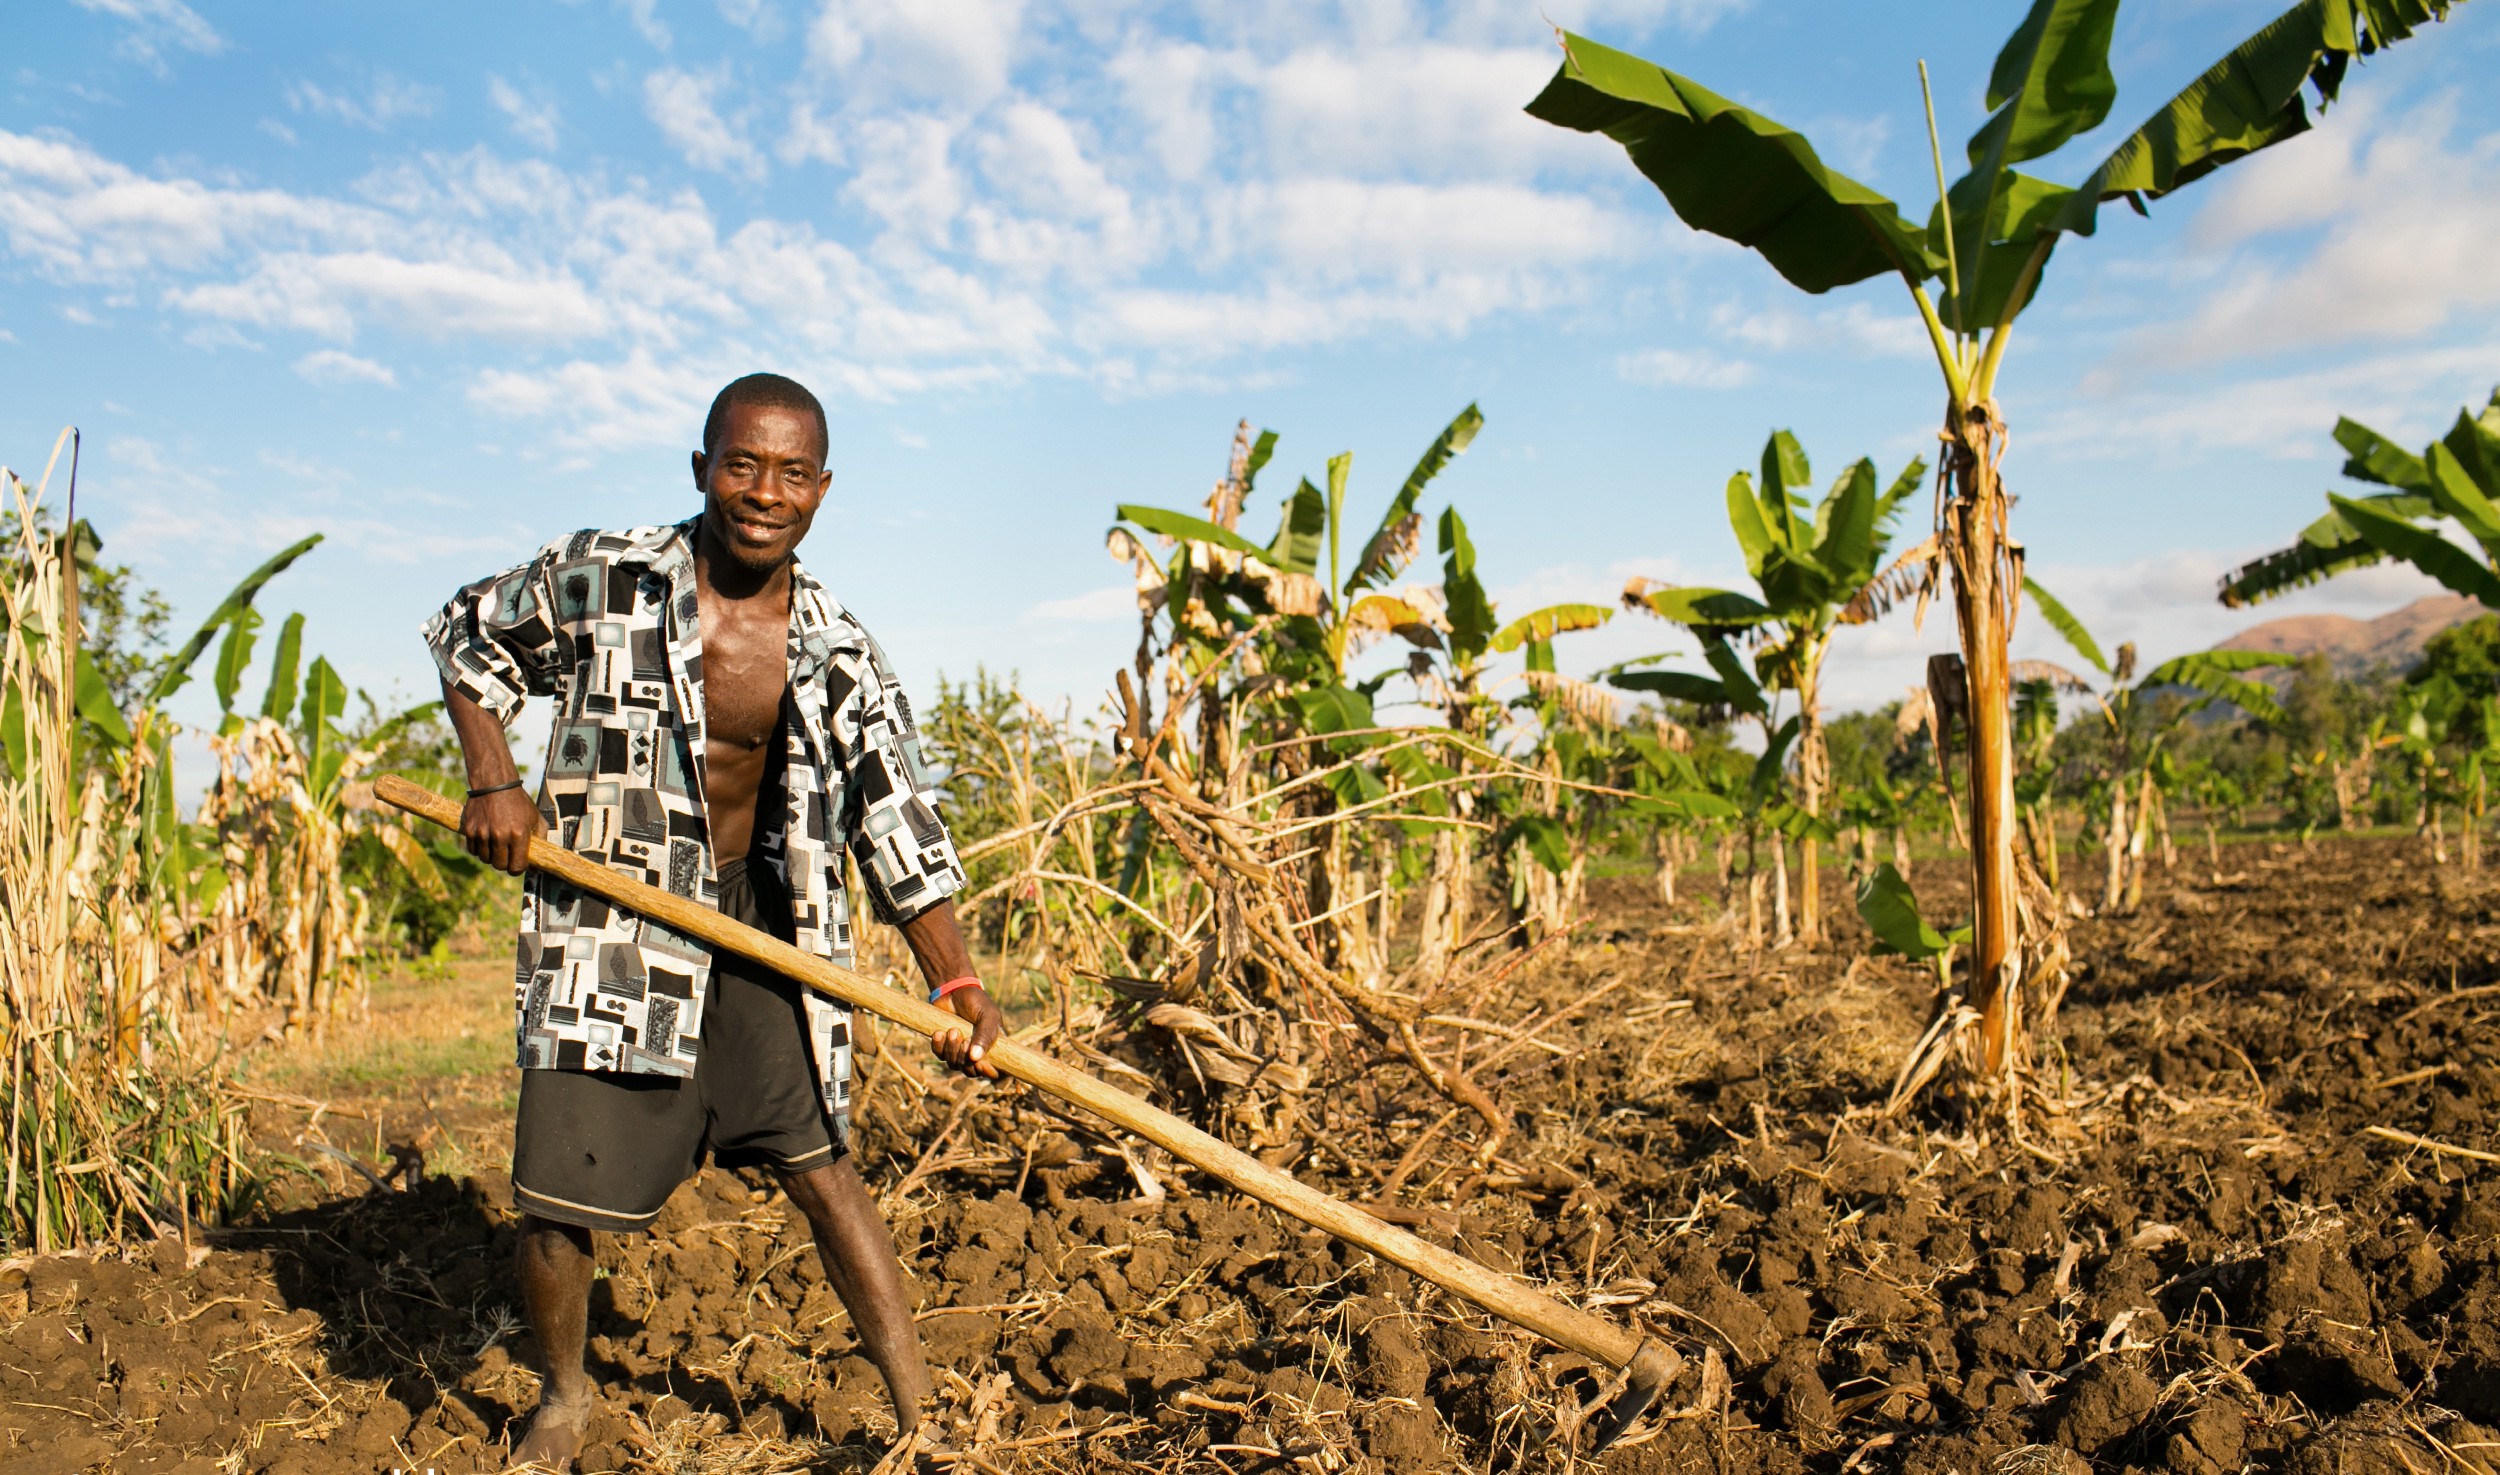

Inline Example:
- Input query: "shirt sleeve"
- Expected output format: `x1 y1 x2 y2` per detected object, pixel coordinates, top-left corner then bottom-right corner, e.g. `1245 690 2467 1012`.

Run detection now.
421 541 567 725
833 636 966 926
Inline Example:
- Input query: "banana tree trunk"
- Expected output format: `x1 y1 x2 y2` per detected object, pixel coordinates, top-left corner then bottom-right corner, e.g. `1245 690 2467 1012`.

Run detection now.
2123 773 2152 913
1944 404 2021 1077
1771 835 1792 948
2103 778 2128 913
1796 655 1827 945
2149 778 2175 870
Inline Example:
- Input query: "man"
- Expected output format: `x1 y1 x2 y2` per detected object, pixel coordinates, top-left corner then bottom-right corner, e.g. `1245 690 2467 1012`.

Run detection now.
426 372 1001 1471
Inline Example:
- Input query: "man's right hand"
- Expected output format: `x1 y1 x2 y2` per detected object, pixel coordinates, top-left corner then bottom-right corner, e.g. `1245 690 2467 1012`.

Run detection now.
461 787 544 876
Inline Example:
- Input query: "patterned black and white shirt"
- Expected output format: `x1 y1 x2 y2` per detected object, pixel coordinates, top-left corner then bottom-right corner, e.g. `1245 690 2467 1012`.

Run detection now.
422 518 965 1136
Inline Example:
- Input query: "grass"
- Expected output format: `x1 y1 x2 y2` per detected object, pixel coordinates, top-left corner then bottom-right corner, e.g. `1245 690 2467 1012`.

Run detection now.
246 943 515 1107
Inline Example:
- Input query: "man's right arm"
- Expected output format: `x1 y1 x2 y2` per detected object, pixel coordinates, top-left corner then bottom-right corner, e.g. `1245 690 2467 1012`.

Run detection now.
444 679 542 876
423 546 565 877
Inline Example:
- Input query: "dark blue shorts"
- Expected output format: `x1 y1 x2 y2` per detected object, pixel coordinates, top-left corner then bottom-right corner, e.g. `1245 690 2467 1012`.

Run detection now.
510 859 840 1232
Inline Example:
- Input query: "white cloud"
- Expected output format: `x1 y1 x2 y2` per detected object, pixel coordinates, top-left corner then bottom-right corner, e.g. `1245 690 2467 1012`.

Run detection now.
620 0 673 49
2147 96 2500 362
489 77 562 151
2048 342 2500 463
642 68 765 179
0 130 358 281
843 114 967 241
293 348 397 386
976 104 1126 222
1106 40 1227 181
172 251 608 342
1254 44 1576 181
1713 298 1927 358
808 0 1028 106
1030 585 1135 622
72 0 224 73
1617 346 1755 388
718 0 782 39
1234 177 1627 280
288 73 440 131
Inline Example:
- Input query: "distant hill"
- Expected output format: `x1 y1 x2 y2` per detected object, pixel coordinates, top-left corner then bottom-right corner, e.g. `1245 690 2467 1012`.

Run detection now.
2214 593 2485 678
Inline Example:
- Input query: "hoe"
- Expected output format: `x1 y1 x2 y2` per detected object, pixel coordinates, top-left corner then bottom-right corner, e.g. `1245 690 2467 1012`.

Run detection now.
378 774 1679 1452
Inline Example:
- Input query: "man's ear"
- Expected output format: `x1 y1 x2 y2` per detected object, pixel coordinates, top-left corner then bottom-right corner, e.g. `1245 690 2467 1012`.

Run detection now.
690 449 708 494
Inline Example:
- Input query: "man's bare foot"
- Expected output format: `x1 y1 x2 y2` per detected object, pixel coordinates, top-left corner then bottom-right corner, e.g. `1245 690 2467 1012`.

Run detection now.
505 1387 596 1472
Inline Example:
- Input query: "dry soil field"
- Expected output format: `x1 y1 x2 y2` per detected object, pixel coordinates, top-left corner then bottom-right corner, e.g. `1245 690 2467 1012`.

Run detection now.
5 836 2495 1475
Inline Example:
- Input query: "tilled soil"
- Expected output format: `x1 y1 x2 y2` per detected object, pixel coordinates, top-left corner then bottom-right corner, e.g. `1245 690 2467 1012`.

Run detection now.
8 836 2500 1473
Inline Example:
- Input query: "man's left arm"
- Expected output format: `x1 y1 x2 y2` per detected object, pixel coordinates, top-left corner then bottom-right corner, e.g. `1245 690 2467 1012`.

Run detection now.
898 901 1000 1080
838 639 1000 1079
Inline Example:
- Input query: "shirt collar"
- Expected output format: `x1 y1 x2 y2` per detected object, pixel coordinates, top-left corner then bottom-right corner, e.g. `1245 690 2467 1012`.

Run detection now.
618 518 864 677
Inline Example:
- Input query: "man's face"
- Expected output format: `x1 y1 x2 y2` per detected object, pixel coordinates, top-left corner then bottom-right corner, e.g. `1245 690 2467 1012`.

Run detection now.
691 401 830 573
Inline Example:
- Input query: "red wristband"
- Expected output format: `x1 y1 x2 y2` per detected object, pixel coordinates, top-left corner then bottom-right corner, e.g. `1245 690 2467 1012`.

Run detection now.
929 976 981 1006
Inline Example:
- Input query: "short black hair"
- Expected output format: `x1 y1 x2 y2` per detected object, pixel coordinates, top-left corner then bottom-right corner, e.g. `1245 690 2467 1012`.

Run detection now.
702 373 828 461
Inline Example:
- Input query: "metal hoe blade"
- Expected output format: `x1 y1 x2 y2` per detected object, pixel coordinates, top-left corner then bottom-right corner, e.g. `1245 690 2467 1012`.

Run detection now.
1582 1341 1681 1454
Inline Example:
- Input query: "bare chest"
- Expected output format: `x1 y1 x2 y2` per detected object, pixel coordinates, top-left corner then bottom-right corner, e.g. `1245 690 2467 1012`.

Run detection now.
695 597 790 751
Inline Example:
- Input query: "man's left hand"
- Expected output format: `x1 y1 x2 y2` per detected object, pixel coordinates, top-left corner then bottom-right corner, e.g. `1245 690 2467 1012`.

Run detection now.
932 984 1002 1080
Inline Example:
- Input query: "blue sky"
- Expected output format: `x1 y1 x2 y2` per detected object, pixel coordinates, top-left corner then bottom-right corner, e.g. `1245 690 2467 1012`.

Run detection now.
7 0 2500 753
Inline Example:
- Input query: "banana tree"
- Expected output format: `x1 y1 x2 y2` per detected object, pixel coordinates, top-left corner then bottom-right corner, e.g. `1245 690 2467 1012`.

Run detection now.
1608 644 1825 944
1616 428 1924 942
2010 672 2070 890
2029 581 2291 909
2390 675 2463 861
1112 407 1481 700
2462 695 2500 868
2223 386 2500 610
1530 0 2465 1082
1622 726 1741 905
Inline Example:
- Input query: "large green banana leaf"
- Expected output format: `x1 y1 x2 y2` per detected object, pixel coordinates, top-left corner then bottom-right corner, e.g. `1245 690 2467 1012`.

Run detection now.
260 612 304 721
1629 586 1774 628
1760 431 1812 549
1813 459 1882 588
2023 577 2108 676
1270 478 1328 578
2443 395 2500 491
2143 649 2290 723
2049 0 2464 238
1489 603 1612 654
1525 32 1937 293
213 606 261 719
2338 416 2432 489
147 533 325 705
1114 505 1270 561
1349 404 1481 595
1937 0 2120 327
1609 668 1737 707
1437 508 1498 664
2428 443 2500 553
74 649 130 747
2332 492 2500 607
2226 390 2494 607
1857 861 1967 960
302 655 349 797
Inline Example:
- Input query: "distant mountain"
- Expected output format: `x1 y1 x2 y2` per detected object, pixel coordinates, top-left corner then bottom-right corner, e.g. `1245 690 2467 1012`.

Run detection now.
2214 593 2485 679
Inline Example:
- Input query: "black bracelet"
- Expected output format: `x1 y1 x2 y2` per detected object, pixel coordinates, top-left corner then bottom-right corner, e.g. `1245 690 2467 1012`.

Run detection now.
466 780 526 799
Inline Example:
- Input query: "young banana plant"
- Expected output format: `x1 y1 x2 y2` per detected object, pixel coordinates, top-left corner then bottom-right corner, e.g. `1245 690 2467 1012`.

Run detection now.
2223 386 2500 610
1609 428 1923 943
2027 580 2290 909
1531 0 2467 1085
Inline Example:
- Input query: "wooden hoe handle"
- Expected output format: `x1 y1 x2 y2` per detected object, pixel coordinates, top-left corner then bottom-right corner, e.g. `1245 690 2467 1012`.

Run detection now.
375 774 1667 1389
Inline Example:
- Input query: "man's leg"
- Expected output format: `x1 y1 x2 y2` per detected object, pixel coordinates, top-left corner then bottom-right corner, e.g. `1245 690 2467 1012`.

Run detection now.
778 1155 933 1434
509 1214 600 1470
